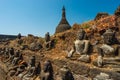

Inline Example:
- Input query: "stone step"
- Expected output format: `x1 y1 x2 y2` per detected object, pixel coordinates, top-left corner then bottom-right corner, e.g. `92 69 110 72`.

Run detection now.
103 57 120 62
104 61 120 66
104 64 120 69
111 68 120 73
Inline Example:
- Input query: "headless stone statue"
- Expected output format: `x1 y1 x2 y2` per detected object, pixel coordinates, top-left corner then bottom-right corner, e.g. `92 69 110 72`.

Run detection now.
40 60 53 80
60 65 74 80
67 28 91 60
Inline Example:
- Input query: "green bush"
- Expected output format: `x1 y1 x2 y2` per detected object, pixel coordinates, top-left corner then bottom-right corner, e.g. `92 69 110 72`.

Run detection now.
82 24 90 29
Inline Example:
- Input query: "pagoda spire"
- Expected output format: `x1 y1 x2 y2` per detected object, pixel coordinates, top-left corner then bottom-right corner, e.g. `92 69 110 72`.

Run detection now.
114 5 120 16
55 6 71 33
62 6 66 18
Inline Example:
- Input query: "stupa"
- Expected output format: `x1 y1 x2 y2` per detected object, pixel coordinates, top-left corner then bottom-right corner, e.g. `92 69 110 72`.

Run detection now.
55 6 71 33
114 5 120 16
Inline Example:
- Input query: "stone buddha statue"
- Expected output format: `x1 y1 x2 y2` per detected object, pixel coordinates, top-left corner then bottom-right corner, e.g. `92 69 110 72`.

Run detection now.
60 65 74 80
40 60 53 80
67 28 91 58
97 28 120 57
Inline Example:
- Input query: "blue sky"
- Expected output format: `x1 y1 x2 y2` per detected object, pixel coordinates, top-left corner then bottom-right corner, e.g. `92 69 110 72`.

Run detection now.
0 0 120 37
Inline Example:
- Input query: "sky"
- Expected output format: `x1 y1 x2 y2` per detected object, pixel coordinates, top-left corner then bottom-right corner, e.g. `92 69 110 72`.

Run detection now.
0 0 120 37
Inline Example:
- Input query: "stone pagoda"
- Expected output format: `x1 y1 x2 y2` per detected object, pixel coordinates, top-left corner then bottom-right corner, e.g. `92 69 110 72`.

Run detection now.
114 5 120 16
55 6 71 33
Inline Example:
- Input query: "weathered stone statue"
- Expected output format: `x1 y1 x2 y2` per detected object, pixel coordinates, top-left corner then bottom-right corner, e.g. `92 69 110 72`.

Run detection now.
97 28 120 57
27 56 36 75
96 47 104 67
45 32 50 42
15 62 28 76
3 47 9 59
30 62 41 80
21 56 36 79
4 47 14 63
35 62 41 76
77 28 88 40
17 33 21 39
29 42 43 51
0 47 5 55
11 50 23 66
60 65 74 80
102 29 117 45
29 56 35 67
7 62 27 77
40 60 53 80
9 47 14 57
67 28 91 62
7 66 18 77
44 32 53 50
95 28 120 68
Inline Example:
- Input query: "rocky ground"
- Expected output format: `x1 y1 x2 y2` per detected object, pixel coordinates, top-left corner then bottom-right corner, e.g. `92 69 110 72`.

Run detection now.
0 13 120 80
